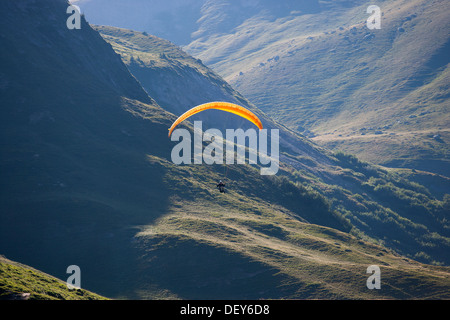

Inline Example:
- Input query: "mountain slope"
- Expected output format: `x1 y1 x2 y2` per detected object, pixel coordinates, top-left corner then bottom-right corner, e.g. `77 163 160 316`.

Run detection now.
94 25 450 267
183 0 450 177
77 0 449 177
72 0 204 45
133 195 450 299
74 0 450 188
0 0 449 300
0 256 106 300
0 0 177 298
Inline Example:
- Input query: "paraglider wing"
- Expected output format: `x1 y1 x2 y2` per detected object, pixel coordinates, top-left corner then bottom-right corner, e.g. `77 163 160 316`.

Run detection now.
168 102 263 137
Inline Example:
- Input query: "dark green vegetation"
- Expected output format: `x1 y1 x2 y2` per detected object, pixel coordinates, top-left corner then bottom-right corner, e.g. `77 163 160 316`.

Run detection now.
0 256 106 300
0 0 449 299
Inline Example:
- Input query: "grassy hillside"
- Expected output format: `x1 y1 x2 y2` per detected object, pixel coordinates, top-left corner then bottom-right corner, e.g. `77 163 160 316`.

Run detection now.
0 0 449 300
135 200 450 299
0 256 106 300
183 0 450 177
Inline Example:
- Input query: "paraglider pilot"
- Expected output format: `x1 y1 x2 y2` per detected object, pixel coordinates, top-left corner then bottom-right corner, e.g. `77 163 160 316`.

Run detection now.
217 180 225 193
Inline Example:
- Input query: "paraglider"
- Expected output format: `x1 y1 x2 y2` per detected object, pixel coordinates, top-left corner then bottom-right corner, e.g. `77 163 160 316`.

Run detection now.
217 180 226 193
168 102 265 193
168 101 279 180
168 101 263 137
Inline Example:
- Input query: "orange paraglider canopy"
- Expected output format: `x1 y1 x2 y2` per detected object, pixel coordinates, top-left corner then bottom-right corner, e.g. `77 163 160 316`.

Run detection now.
168 102 263 137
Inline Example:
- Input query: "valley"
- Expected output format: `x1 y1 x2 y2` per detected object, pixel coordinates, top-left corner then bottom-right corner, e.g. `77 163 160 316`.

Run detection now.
0 0 448 300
